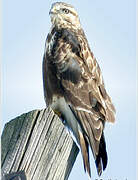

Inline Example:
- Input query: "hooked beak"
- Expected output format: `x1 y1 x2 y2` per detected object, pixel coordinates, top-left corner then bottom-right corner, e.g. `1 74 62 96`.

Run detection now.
49 3 57 16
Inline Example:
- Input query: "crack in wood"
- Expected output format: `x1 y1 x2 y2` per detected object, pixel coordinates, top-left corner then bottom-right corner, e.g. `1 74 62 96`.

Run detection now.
1 108 79 180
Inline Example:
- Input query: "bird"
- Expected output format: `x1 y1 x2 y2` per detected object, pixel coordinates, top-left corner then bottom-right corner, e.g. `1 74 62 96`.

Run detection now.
42 2 116 178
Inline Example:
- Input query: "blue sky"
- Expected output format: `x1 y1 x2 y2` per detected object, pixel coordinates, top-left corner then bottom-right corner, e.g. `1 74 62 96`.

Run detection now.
2 0 136 179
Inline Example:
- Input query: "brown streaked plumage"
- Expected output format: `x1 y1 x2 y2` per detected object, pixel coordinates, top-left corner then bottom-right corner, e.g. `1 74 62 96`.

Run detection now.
43 2 116 178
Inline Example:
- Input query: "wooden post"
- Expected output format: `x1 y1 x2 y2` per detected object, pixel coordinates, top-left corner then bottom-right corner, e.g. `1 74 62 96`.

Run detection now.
1 108 79 180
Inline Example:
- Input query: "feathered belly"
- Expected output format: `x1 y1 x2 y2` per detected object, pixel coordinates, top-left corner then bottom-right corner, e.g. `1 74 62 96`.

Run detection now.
50 96 81 144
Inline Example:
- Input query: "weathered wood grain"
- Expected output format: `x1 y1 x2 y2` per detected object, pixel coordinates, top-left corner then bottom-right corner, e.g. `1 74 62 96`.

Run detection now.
1 108 79 180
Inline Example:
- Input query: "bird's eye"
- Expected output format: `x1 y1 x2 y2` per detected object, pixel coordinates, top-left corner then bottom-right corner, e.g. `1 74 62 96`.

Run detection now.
62 8 69 14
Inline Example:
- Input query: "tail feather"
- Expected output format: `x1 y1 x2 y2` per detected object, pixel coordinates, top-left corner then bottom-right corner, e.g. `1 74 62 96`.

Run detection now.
69 105 108 177
95 133 108 176
78 130 91 177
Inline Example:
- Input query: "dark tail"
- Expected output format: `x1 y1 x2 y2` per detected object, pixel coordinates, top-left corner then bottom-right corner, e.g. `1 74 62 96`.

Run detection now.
95 133 108 176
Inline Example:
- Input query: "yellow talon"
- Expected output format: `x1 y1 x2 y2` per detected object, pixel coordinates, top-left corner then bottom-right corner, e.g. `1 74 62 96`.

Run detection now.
54 110 62 117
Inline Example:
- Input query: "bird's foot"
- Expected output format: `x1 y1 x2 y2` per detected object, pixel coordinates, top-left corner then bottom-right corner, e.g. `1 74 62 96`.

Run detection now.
54 110 62 117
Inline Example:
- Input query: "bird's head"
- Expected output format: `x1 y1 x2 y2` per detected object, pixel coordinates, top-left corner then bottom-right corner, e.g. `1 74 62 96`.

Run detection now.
49 2 81 30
